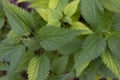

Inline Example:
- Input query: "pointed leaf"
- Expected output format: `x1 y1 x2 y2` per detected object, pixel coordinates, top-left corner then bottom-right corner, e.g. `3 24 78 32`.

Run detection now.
81 0 103 23
75 34 106 76
64 0 80 17
37 26 82 51
2 1 34 35
28 55 50 80
102 50 120 79
49 0 59 9
36 9 48 21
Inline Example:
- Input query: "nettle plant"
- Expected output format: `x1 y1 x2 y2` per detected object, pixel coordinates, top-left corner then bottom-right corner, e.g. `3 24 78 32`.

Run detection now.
0 0 120 80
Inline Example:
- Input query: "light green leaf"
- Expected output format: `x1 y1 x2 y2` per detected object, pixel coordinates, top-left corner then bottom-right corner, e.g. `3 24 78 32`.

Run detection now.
28 55 50 80
37 26 82 51
102 50 120 79
29 0 49 8
2 1 34 35
49 0 59 9
63 17 72 25
51 56 68 74
75 34 106 76
71 9 81 21
48 9 63 27
36 9 48 21
71 22 93 34
101 0 120 13
64 0 80 17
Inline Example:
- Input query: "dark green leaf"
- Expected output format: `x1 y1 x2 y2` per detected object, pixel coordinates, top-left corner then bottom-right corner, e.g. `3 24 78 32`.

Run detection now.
75 34 106 76
37 26 82 51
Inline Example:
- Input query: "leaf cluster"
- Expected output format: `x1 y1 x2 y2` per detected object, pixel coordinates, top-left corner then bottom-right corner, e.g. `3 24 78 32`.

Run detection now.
0 0 120 80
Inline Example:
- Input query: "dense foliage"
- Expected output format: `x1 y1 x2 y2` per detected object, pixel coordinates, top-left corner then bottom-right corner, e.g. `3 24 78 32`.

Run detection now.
0 0 120 80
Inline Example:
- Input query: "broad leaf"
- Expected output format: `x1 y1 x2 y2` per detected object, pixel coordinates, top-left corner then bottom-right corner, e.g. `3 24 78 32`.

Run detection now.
2 1 34 35
58 38 82 55
102 50 120 79
80 0 103 23
37 26 82 51
64 0 80 17
75 34 106 76
28 55 50 80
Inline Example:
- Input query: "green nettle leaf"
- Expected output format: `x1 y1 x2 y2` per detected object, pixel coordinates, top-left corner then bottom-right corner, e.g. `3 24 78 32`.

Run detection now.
102 50 120 79
28 55 50 80
2 1 34 35
58 38 82 55
37 26 82 51
0 43 25 80
75 34 106 76
51 56 68 74
80 0 103 23
71 22 93 35
64 0 80 17
108 34 120 58
101 0 120 13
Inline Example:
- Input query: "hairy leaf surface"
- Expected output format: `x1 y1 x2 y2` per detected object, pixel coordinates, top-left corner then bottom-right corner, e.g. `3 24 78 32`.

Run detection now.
37 26 82 51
